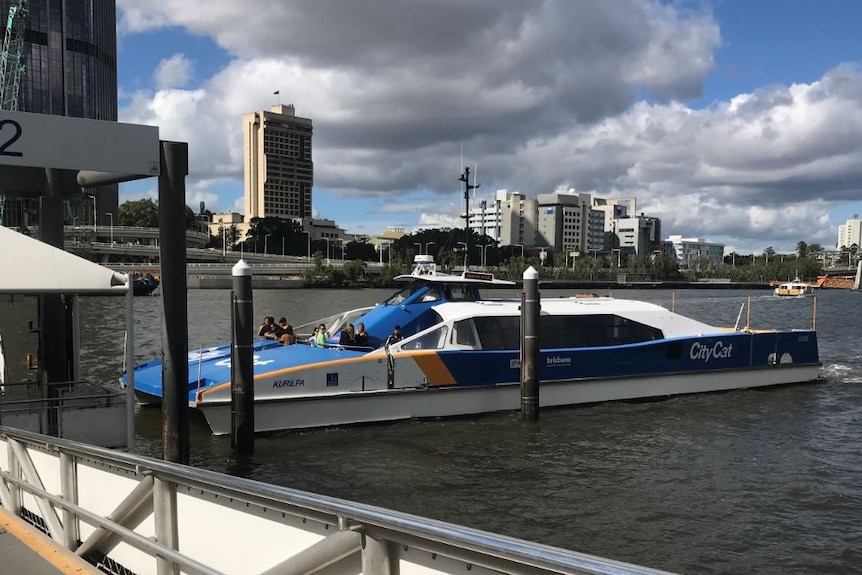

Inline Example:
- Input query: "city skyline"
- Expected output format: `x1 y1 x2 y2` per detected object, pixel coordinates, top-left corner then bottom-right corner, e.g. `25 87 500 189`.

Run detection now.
115 0 862 254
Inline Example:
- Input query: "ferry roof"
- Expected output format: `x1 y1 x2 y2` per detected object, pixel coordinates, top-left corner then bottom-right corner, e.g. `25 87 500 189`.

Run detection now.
394 255 515 285
393 270 516 285
429 296 721 338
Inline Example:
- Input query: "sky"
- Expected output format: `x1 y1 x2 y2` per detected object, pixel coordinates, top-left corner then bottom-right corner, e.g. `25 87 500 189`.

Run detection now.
114 0 862 254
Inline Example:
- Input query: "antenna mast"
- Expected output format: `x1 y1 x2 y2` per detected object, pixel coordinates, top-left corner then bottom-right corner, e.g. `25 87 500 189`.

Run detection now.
458 166 479 267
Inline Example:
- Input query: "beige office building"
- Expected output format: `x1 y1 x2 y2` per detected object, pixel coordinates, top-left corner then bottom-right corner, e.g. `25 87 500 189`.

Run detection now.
243 104 313 220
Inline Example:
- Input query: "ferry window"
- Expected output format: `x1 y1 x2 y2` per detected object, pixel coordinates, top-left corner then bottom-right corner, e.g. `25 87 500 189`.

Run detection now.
539 315 663 348
403 325 448 350
420 286 442 302
446 284 480 301
473 316 521 350
452 319 478 347
412 310 444 335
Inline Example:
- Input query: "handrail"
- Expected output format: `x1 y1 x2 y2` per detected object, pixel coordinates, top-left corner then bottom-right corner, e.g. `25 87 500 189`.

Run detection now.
0 426 679 575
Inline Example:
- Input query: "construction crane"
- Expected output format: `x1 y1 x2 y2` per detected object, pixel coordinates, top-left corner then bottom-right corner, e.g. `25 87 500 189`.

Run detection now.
0 0 28 225
0 0 27 110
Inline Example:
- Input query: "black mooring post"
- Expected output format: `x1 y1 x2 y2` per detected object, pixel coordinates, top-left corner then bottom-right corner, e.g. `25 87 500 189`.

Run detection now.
231 260 255 453
40 168 72 436
521 266 540 420
158 141 190 464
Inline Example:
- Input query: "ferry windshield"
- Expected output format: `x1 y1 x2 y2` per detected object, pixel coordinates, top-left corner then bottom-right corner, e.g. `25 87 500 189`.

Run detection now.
384 281 484 305
384 282 426 305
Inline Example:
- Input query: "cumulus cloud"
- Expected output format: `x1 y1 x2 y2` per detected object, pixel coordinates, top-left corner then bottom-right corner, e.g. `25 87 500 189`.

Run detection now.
116 0 862 252
153 53 194 89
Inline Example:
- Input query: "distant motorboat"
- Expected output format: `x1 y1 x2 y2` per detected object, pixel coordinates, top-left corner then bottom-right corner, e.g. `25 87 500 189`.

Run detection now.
133 273 160 296
774 277 814 297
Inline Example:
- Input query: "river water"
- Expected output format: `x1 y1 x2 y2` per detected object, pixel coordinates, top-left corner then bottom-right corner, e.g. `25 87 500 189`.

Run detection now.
73 287 861 575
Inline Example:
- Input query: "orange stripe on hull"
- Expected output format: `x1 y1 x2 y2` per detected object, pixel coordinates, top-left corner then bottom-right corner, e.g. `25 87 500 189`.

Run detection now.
411 352 456 386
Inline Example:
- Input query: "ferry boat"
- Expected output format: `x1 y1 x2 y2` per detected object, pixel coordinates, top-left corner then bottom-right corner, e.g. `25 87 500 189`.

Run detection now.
773 277 815 297
124 256 821 435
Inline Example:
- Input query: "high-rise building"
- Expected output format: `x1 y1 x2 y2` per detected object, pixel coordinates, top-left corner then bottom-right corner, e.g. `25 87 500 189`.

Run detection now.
243 104 313 221
467 190 510 241
837 215 862 250
666 235 724 268
536 191 599 254
0 0 118 227
614 215 662 257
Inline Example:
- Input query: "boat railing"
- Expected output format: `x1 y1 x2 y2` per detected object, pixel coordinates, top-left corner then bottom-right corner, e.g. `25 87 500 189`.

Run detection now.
0 426 681 575
294 306 376 341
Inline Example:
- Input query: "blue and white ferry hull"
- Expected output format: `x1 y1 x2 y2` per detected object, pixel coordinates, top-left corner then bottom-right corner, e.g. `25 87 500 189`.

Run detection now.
186 329 819 435
124 260 821 435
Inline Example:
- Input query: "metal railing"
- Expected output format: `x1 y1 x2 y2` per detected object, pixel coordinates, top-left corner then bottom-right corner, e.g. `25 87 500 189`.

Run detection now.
0 382 127 447
0 426 678 575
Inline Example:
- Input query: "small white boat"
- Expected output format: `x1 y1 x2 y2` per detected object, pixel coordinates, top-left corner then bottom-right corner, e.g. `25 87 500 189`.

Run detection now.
774 278 815 297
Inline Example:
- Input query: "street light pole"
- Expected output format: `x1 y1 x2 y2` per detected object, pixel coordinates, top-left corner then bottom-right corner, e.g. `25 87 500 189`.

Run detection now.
282 236 285 256
425 241 435 256
264 233 272 255
414 242 422 255
324 237 331 263
302 231 310 259
379 241 391 265
87 194 96 231
515 244 524 258
106 212 113 245
480 244 490 268
221 225 226 256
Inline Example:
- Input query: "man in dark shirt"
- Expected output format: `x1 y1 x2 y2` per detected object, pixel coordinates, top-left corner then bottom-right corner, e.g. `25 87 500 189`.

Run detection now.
258 316 277 338
384 325 403 347
259 316 285 340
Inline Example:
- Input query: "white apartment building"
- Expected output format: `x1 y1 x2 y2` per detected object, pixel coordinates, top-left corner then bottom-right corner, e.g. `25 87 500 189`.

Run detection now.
837 215 862 249
466 190 538 248
536 191 601 254
468 194 505 241
667 235 725 268
614 215 661 257
243 104 313 221
592 197 636 232
468 190 613 253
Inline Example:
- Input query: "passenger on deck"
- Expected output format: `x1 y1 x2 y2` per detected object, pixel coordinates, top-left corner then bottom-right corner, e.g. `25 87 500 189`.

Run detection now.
354 323 369 348
314 324 328 347
385 325 403 347
264 318 286 341
339 323 356 347
258 316 278 338
278 325 297 345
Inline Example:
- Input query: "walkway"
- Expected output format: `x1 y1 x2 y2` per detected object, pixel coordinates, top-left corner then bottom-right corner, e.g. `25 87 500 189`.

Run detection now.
0 508 100 575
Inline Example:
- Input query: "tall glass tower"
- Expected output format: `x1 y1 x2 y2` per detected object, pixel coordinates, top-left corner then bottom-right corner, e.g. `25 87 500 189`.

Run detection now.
0 0 118 227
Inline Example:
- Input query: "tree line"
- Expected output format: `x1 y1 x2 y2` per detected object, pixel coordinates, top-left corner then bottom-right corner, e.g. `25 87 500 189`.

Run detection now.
117 199 847 287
